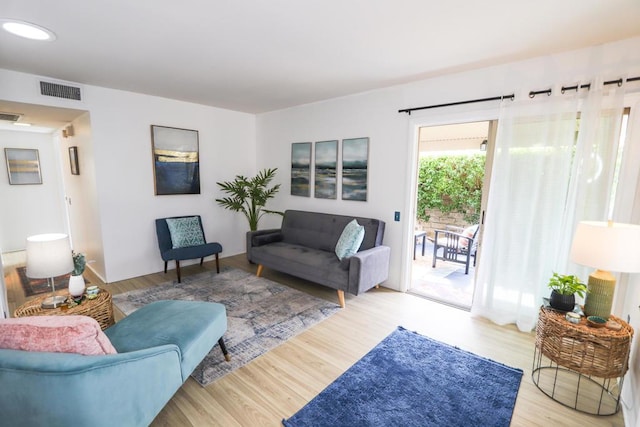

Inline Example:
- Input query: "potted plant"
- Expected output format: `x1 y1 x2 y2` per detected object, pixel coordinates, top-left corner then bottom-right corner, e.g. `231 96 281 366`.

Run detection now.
68 252 86 298
547 272 587 311
215 168 283 231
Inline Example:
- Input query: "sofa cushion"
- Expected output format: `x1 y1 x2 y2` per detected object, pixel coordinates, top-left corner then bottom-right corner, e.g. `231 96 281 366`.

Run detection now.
166 216 205 248
0 316 117 355
252 232 283 246
335 219 365 260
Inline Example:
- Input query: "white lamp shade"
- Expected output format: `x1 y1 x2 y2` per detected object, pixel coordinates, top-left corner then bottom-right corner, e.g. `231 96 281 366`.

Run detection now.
25 233 74 278
570 221 640 273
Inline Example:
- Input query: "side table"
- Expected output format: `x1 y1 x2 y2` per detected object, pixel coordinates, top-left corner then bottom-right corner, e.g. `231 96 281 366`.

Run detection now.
532 306 633 415
14 288 115 331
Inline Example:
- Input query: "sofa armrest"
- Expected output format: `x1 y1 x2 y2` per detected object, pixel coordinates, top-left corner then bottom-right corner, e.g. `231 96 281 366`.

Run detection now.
0 345 183 427
347 245 391 295
246 228 282 262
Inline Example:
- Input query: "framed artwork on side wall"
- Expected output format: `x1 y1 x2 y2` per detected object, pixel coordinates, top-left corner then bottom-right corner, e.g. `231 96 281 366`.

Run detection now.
342 137 369 201
4 148 42 185
69 146 79 175
151 125 200 195
291 142 311 197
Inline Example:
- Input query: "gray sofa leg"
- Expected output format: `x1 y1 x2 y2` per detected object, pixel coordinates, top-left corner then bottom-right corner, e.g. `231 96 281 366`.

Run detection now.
337 290 345 308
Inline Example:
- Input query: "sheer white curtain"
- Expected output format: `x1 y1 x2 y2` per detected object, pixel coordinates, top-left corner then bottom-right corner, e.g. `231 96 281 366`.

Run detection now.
472 81 629 331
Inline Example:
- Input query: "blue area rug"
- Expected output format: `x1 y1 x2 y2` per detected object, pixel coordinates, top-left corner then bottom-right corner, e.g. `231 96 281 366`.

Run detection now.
283 326 523 427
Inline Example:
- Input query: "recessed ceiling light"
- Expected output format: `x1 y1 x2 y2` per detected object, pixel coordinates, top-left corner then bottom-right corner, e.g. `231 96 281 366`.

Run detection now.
1 19 56 41
13 122 32 127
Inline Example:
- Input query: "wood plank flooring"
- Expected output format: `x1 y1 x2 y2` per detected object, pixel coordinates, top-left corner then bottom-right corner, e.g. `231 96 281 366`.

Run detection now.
3 252 625 426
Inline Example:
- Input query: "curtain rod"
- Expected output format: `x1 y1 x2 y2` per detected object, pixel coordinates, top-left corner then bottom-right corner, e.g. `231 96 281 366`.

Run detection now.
398 75 640 115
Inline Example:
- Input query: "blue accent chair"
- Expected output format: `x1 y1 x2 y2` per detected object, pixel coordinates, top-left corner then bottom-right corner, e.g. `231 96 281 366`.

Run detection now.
0 300 230 427
155 215 223 283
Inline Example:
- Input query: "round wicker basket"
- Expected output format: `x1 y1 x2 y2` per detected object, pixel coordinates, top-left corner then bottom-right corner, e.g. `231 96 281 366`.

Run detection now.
535 307 633 378
14 288 115 331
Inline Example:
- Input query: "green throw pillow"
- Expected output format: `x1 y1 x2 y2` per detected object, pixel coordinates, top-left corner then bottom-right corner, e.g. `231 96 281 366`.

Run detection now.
166 217 205 249
335 219 365 260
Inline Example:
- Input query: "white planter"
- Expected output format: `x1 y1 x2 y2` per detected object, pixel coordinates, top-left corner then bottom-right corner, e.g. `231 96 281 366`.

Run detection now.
68 275 86 297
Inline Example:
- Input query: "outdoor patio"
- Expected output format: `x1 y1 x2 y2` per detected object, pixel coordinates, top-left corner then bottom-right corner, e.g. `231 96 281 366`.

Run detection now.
410 237 475 309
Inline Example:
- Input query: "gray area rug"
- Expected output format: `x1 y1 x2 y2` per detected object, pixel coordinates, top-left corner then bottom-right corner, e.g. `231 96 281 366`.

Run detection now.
112 267 340 386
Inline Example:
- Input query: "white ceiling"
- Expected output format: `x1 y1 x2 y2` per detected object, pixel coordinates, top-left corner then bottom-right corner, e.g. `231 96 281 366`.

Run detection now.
1 0 640 116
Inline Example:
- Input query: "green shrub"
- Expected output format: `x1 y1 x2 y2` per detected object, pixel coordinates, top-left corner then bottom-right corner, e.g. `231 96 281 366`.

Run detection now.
417 154 485 224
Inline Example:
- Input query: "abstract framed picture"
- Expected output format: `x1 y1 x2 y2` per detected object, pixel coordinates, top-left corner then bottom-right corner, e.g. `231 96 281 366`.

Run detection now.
342 137 369 201
4 148 42 185
291 142 311 197
314 140 337 199
151 125 200 195
69 146 79 175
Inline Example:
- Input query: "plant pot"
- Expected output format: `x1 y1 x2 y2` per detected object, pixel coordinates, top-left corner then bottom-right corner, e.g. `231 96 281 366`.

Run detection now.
549 290 575 312
68 274 86 298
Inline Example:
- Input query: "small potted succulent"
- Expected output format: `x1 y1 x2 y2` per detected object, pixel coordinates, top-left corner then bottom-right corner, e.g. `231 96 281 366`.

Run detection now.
68 252 87 298
547 272 587 312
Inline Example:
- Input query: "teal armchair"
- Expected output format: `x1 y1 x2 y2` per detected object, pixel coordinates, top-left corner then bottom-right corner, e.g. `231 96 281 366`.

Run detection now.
0 300 229 427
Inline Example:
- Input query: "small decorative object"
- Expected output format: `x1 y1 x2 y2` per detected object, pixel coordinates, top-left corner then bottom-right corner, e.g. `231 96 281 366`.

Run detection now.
85 285 99 299
68 252 86 298
547 272 587 312
605 320 622 331
586 315 607 328
565 312 581 324
215 168 283 231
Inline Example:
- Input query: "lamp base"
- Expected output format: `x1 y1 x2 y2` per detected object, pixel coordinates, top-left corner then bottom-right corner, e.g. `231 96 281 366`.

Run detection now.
41 295 68 309
583 270 616 319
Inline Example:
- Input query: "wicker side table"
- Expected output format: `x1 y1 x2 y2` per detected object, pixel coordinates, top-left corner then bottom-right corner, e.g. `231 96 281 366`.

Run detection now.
14 288 115 330
532 306 633 415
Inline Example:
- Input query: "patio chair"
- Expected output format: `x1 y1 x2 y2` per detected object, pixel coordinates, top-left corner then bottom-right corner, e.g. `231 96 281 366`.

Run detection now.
432 224 479 275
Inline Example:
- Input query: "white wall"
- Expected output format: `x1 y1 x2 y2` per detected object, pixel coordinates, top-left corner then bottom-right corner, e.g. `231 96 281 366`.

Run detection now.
0 130 67 251
0 69 256 283
256 36 640 292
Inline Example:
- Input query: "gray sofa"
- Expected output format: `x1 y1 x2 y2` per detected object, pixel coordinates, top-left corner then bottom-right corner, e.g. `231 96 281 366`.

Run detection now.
246 210 390 307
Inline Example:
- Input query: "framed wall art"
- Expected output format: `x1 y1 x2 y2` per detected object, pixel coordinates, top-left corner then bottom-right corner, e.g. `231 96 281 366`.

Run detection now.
291 142 311 197
314 140 338 199
151 125 200 195
342 137 369 201
69 146 79 175
4 148 42 185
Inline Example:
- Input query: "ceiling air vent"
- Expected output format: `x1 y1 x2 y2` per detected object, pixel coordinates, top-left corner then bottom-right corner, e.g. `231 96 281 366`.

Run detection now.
40 81 82 101
0 112 22 122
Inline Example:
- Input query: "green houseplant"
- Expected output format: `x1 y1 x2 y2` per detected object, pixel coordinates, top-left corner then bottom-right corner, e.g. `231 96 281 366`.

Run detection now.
215 168 283 231
68 252 87 298
547 272 587 311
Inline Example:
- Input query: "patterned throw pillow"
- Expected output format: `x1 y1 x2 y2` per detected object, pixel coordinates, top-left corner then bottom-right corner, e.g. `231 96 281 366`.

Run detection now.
0 316 117 355
166 216 205 249
335 219 365 260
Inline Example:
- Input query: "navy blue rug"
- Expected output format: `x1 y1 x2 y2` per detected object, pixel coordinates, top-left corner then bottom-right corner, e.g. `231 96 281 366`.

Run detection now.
283 326 523 427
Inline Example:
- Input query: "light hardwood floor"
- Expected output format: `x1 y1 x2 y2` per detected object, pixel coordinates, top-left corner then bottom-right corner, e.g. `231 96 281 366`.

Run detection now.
4 252 625 426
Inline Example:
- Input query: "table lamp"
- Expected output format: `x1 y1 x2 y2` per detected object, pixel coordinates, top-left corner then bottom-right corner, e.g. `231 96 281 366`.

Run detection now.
570 221 640 318
26 233 74 309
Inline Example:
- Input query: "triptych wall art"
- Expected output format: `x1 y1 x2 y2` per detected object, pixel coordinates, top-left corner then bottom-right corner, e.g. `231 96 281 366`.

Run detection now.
290 137 368 201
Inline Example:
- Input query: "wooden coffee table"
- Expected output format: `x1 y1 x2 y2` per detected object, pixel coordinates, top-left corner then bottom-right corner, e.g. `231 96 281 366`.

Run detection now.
14 288 115 330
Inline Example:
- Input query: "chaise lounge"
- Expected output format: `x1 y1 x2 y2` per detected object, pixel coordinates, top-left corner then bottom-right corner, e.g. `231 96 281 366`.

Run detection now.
0 300 229 427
